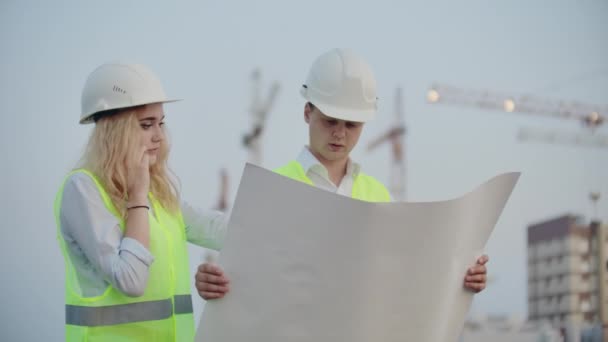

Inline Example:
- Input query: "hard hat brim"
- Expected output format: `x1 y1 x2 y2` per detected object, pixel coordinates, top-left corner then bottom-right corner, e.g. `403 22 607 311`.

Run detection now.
300 87 375 123
79 98 181 124
312 101 376 123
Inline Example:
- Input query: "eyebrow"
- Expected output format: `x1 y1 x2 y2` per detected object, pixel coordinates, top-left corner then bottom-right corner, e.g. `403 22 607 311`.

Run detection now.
139 115 166 121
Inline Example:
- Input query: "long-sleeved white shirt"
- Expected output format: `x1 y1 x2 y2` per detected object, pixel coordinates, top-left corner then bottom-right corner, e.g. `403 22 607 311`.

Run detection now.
58 172 227 297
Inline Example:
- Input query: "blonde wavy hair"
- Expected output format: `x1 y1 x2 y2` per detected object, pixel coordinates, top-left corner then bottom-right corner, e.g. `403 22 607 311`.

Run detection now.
79 106 179 217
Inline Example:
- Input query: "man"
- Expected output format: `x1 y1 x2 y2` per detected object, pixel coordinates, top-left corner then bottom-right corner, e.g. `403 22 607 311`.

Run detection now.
195 48 488 300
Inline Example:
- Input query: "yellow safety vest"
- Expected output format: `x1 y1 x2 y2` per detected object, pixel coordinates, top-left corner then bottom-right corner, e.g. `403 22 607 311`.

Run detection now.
54 169 194 341
274 161 391 202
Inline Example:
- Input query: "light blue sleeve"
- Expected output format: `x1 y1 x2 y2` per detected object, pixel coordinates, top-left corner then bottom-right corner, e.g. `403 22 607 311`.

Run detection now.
59 173 154 297
181 201 228 251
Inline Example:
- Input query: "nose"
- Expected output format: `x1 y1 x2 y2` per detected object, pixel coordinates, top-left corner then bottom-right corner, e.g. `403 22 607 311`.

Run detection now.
332 123 346 139
152 125 164 142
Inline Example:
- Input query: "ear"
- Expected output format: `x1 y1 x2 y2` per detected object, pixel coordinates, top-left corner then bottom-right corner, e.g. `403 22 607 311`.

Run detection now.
304 103 312 124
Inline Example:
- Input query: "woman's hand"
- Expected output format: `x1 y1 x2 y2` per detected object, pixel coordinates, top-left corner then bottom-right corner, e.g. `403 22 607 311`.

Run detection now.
127 145 150 204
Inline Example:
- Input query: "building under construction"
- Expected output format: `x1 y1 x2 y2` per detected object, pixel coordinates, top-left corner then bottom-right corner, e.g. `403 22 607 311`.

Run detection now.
527 215 607 340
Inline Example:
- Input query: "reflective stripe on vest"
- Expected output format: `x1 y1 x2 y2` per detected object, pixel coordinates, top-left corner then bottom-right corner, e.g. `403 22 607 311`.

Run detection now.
273 160 391 202
66 294 192 327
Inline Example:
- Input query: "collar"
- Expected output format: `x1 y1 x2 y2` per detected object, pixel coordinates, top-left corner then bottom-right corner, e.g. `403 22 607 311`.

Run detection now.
296 146 360 180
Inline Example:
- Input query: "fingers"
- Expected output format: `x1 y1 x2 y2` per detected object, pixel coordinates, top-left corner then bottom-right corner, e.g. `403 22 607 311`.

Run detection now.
195 269 230 286
464 281 486 293
127 145 149 174
141 150 150 167
139 145 149 167
465 274 486 283
126 145 144 170
195 280 229 295
197 263 226 277
130 145 146 166
464 273 486 293
139 144 147 160
476 254 489 265
195 263 230 300
467 264 487 276
198 291 227 300
464 261 488 293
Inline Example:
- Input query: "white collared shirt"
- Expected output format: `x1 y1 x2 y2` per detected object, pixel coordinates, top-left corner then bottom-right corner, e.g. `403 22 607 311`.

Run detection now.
296 146 360 197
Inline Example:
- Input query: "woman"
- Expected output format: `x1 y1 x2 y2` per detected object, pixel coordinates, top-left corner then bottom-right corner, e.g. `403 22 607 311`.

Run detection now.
54 62 226 341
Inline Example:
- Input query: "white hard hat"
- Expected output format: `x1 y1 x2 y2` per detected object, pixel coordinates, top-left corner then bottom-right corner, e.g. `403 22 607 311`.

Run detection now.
80 63 179 124
300 48 378 123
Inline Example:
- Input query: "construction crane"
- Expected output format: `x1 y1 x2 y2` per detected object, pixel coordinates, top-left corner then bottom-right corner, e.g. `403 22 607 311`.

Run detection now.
242 68 280 166
426 82 607 196
427 83 606 130
367 87 407 201
517 127 608 149
590 191 602 221
427 81 607 208
214 168 229 212
427 81 608 300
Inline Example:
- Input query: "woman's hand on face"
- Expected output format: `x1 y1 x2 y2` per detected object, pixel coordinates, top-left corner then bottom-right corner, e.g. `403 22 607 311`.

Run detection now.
128 145 150 204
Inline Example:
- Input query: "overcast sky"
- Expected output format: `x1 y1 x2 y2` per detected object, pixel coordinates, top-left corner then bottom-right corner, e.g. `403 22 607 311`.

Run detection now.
1 0 607 340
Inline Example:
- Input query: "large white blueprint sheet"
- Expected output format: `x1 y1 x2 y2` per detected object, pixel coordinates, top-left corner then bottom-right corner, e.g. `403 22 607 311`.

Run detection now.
197 164 520 342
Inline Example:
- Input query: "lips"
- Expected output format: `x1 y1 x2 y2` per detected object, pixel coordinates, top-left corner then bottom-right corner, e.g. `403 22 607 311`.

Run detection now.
328 143 344 151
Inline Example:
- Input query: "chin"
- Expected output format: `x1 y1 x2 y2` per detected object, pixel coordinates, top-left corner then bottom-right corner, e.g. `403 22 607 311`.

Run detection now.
323 152 346 161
